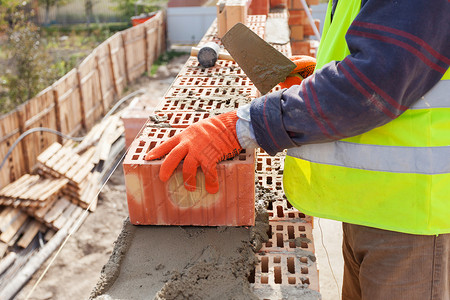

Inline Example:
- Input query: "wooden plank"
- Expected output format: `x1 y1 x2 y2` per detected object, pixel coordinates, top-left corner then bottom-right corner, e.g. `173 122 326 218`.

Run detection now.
43 197 71 224
17 220 41 248
34 197 58 219
0 174 31 196
0 242 8 259
37 142 62 164
4 175 40 198
58 151 81 175
0 208 21 233
44 229 56 242
52 204 77 230
37 178 68 201
45 145 71 169
66 147 96 179
21 178 52 200
0 212 28 243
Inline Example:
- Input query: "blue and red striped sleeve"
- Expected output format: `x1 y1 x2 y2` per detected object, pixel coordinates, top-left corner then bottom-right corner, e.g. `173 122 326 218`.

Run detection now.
249 0 450 155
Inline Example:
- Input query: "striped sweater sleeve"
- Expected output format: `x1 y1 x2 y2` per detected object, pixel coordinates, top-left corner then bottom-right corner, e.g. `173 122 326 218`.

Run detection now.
249 0 450 156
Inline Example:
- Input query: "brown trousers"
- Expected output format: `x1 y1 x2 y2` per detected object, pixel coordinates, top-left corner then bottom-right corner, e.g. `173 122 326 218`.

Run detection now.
342 223 450 300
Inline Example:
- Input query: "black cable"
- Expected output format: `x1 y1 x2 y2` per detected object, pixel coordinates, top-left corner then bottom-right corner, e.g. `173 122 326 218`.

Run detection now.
0 89 146 172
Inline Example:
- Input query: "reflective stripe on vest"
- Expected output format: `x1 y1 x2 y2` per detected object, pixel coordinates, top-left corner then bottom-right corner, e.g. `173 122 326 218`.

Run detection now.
284 0 450 235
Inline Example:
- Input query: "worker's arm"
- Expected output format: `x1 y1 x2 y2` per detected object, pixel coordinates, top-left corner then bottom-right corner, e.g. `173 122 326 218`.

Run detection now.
246 0 450 156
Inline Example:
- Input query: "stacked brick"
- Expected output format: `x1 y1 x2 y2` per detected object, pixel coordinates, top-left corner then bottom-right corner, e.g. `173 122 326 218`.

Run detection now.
123 15 271 227
252 148 320 298
123 11 320 298
286 0 320 56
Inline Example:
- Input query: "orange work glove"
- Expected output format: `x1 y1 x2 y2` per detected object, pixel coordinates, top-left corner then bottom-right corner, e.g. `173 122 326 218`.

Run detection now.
144 111 242 194
279 55 316 89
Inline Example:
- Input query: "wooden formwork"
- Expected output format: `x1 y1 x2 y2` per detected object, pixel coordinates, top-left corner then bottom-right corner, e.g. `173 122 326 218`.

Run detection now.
19 87 59 172
107 33 128 97
122 25 147 82
52 69 83 136
78 52 105 130
0 110 26 187
95 42 117 110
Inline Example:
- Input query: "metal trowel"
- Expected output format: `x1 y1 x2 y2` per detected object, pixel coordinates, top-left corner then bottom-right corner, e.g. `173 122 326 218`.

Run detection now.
221 22 296 95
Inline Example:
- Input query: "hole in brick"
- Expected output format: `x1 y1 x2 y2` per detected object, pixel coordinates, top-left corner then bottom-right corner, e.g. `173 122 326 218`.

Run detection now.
267 177 272 184
261 257 269 273
301 277 310 285
180 104 186 109
274 267 282 284
257 163 262 171
267 158 271 165
267 201 273 210
194 117 199 122
289 241 296 248
277 206 284 218
288 277 296 284
286 201 293 208
288 226 294 239
300 257 308 263
169 130 176 137
239 154 246 160
301 267 309 274
261 276 268 284
132 155 139 160
267 225 272 238
276 225 283 231
139 141 145 147
248 266 255 283
300 234 306 238
147 141 157 152
266 241 273 247
299 226 305 231
274 256 281 263
276 233 283 248
301 242 308 249
288 213 295 218
299 213 306 218
157 133 164 138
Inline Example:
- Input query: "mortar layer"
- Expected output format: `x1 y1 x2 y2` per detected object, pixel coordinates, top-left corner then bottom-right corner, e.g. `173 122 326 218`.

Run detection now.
92 219 262 300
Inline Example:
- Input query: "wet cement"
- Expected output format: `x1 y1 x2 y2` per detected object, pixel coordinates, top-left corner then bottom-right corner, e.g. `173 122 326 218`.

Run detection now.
91 212 269 300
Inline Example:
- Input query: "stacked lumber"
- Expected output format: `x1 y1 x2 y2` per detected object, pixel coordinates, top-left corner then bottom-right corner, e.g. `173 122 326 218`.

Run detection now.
36 115 124 210
0 175 68 209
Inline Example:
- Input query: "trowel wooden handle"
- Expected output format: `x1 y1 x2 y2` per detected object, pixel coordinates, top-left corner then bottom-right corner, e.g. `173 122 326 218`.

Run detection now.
191 47 234 61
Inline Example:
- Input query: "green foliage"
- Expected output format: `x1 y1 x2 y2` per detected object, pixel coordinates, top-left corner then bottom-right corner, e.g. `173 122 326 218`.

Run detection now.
113 0 166 19
0 9 56 113
150 50 188 76
38 0 72 25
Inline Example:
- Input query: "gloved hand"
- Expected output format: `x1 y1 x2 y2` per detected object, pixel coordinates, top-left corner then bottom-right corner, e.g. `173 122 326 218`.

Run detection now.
145 111 242 194
279 55 316 89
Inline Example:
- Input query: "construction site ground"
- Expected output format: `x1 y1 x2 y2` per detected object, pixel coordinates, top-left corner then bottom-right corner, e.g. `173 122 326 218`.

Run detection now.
15 55 344 300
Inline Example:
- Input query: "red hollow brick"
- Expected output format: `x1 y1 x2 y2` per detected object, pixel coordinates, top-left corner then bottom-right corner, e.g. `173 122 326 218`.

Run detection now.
252 253 320 293
123 126 256 226
165 86 258 99
270 0 288 9
180 57 245 77
260 221 315 253
146 111 211 128
290 40 312 55
303 19 320 36
248 0 270 15
155 97 251 114
290 24 305 41
288 9 307 25
173 76 254 87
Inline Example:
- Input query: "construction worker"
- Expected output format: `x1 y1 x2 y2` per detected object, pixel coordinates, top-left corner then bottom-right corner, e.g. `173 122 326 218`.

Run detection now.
146 0 450 298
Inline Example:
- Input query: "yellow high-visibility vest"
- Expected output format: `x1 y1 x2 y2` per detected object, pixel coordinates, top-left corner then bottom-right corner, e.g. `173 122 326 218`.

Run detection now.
283 0 450 235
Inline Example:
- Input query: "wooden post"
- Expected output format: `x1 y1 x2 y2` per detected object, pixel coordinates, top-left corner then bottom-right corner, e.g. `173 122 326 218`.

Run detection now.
76 69 87 131
95 52 106 115
121 32 131 84
107 42 120 96
52 88 63 144
16 108 30 173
